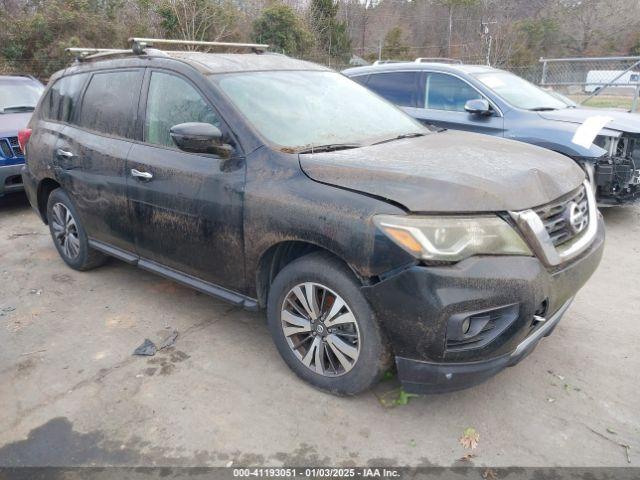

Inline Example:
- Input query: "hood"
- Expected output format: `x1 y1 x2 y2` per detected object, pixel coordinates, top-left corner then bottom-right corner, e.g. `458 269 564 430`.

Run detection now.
538 107 640 134
299 131 585 213
0 112 32 138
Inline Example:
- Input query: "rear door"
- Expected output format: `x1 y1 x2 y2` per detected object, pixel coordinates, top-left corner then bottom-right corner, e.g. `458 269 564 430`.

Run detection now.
56 69 144 252
126 69 246 292
413 72 504 135
28 74 89 191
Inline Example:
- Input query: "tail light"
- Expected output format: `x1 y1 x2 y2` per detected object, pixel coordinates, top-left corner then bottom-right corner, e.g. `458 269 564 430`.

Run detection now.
18 128 32 152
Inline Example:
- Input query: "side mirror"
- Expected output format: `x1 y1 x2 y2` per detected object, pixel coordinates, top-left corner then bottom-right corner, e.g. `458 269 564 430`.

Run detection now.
170 122 232 157
464 99 492 116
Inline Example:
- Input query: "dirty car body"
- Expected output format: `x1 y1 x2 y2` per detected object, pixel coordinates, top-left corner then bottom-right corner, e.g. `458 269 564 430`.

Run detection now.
343 63 640 206
0 75 44 197
21 49 604 394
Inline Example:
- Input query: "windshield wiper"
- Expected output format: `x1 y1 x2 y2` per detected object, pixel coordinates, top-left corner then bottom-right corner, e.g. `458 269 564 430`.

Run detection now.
297 143 361 154
0 105 36 113
529 107 558 112
372 132 425 145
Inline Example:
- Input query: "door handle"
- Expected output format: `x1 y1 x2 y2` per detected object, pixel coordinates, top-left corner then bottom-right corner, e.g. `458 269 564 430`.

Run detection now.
131 168 153 181
56 148 75 158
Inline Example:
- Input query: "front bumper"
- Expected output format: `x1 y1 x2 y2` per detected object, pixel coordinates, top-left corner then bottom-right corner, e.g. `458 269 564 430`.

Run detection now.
363 216 605 394
0 163 25 196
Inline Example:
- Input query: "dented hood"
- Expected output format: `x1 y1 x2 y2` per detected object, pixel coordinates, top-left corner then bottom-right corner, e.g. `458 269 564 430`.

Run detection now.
538 108 640 135
299 131 585 213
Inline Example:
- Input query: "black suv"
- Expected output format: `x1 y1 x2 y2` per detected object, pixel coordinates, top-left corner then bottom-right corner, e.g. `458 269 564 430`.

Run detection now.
20 43 604 395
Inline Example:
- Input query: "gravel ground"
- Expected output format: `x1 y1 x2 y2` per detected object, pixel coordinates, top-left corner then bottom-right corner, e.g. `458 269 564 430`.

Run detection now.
0 192 638 468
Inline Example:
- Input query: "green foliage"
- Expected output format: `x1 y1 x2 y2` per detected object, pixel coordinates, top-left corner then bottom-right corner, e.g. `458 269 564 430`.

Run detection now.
382 26 410 60
252 3 313 56
630 33 640 56
510 18 561 66
308 0 351 60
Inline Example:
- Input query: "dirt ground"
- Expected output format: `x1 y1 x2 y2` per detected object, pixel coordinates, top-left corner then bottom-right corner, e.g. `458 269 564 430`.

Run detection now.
0 192 638 468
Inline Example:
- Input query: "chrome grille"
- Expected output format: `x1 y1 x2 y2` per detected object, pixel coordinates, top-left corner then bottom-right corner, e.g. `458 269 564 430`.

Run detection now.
8 136 22 156
534 185 589 247
0 139 12 158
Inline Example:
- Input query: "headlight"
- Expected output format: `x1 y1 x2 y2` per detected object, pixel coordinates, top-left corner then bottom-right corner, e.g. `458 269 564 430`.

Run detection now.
374 215 532 262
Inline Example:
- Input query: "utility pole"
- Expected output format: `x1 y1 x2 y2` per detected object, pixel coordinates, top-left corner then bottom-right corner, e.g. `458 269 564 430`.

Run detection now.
481 19 497 66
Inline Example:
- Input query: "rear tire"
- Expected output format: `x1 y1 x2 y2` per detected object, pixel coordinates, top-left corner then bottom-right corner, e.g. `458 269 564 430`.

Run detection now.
267 251 391 395
46 188 107 271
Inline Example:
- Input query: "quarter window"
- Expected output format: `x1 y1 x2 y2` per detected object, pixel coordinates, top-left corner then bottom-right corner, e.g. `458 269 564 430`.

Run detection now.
424 73 483 112
366 72 418 107
43 74 88 122
145 72 220 148
78 70 143 138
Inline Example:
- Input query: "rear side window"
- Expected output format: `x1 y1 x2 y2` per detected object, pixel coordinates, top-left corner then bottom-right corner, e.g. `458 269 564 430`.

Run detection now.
43 74 88 122
424 72 482 112
144 71 220 148
366 72 418 107
78 70 143 138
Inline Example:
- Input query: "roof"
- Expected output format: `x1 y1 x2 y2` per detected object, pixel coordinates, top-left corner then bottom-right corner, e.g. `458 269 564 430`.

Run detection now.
71 49 329 75
342 62 500 76
166 51 329 74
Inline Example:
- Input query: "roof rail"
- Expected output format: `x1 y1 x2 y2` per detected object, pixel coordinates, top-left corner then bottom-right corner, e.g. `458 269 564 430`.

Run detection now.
415 57 463 64
66 47 131 58
372 60 404 65
128 37 269 54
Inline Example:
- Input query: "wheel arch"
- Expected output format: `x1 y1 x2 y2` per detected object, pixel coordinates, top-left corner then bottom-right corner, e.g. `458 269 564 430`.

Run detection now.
37 177 61 224
255 240 363 309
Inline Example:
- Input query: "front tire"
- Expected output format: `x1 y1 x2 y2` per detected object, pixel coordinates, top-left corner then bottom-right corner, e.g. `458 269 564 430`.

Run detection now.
267 252 391 395
46 188 107 271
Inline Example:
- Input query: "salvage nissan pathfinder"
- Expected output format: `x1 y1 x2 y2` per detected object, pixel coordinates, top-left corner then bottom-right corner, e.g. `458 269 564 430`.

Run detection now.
19 39 604 395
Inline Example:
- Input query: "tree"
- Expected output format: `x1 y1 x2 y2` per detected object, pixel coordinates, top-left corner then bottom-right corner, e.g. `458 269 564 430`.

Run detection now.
382 26 409 60
252 3 312 56
308 0 351 60
438 0 480 56
154 0 240 43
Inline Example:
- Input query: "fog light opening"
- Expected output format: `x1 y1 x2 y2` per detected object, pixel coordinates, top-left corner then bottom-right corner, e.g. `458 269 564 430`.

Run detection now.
461 317 471 335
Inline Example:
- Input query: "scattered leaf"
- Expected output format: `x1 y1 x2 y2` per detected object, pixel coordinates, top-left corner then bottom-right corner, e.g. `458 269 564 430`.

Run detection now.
547 397 555 403
409 439 416 448
459 427 480 450
394 389 419 406
382 370 396 381
459 453 476 462
606 428 617 435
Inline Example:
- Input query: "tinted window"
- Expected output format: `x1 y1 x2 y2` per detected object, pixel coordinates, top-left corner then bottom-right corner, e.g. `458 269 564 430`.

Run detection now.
366 72 418 107
78 70 143 138
424 73 482 111
145 72 219 148
349 75 369 86
43 74 88 122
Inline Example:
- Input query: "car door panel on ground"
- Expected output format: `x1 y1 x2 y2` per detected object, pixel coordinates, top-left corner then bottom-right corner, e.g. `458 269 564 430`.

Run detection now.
55 69 143 252
127 69 246 292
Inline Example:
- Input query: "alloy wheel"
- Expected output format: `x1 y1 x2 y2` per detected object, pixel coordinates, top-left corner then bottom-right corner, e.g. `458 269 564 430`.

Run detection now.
280 282 361 377
51 202 81 260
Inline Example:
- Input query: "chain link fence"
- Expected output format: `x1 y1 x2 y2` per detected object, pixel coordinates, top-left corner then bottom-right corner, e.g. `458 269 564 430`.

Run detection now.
538 56 640 112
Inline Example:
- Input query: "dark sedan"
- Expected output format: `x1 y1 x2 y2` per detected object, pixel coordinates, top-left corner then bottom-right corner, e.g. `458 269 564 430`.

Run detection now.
343 62 640 205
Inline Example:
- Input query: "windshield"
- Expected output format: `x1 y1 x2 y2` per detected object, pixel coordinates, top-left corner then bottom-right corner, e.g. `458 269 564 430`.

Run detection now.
473 71 568 111
0 78 44 113
214 71 425 150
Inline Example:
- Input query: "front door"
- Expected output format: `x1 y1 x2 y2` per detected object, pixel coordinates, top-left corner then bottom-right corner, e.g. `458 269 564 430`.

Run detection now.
410 72 504 136
127 70 246 292
55 69 144 252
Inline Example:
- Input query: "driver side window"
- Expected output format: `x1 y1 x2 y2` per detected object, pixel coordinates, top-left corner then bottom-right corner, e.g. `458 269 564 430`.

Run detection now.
145 71 220 148
424 72 483 112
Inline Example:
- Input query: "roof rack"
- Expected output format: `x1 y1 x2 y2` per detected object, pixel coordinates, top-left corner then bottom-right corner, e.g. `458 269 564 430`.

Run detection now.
129 37 269 54
414 57 463 64
66 38 270 62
